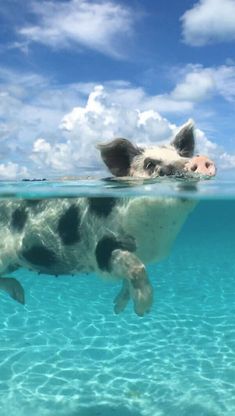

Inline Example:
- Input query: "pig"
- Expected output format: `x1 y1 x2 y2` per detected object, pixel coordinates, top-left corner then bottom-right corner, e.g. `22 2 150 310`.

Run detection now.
0 120 216 316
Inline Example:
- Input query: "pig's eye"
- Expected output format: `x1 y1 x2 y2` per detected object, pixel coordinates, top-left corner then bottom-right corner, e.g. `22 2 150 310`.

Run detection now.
144 158 161 173
146 161 155 170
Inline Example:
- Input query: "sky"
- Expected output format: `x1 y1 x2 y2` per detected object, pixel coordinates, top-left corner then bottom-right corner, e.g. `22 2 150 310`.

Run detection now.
0 0 235 178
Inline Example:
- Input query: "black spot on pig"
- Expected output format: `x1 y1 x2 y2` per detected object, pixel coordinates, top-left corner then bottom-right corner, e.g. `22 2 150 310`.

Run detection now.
98 138 142 176
158 164 176 176
22 245 57 267
95 235 136 271
58 204 81 245
171 122 195 157
88 197 116 217
11 207 28 232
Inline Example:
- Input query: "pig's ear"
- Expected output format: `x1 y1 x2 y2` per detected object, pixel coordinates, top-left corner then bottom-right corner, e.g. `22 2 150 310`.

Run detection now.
97 138 142 176
172 119 195 157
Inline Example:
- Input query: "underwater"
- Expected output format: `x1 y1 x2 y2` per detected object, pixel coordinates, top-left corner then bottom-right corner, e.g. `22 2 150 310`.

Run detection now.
0 178 235 416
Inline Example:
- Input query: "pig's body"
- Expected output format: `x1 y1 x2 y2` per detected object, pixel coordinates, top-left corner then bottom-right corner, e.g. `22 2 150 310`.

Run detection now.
0 196 196 315
0 120 216 316
0 196 196 273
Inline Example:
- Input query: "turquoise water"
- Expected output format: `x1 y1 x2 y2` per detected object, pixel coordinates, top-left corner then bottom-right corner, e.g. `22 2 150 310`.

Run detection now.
0 180 235 416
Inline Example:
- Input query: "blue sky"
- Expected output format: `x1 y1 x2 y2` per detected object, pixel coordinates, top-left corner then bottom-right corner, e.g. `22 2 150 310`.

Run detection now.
0 0 235 178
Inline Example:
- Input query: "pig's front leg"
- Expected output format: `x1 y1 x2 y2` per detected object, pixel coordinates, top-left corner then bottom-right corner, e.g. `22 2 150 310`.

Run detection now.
110 249 153 316
0 277 25 304
113 279 130 314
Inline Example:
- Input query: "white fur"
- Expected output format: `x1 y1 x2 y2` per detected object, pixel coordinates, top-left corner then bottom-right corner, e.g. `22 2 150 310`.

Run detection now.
0 196 197 315
0 196 196 276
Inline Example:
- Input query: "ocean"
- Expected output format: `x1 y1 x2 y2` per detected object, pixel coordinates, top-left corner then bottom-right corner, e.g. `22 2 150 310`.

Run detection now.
0 178 235 416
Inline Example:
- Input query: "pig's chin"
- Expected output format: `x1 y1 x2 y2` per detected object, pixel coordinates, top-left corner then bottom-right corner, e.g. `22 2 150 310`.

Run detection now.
182 168 216 181
151 170 212 181
177 170 215 181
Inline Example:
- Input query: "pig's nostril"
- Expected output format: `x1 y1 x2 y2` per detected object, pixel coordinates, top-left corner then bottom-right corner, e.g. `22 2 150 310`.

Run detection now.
191 164 197 172
205 161 211 169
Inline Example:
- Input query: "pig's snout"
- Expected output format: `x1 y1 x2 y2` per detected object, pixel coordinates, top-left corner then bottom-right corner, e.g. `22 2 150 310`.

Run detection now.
185 155 216 177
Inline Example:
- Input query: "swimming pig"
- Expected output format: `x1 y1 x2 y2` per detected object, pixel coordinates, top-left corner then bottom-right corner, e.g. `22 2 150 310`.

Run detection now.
0 120 216 316
98 119 216 179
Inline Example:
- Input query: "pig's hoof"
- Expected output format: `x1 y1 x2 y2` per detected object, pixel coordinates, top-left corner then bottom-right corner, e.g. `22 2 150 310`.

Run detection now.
132 284 153 317
113 282 130 314
114 296 129 314
128 264 153 316
114 301 127 314
7 278 25 304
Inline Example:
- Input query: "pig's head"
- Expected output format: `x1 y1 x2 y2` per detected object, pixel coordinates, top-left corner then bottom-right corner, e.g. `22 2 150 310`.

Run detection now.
98 120 216 179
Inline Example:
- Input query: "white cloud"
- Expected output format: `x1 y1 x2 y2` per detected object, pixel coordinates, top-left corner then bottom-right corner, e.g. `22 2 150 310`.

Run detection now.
193 128 235 170
33 138 52 153
181 0 235 46
219 152 235 169
194 128 218 155
170 64 235 103
61 85 106 132
60 84 175 143
212 65 235 101
31 85 175 172
33 84 233 174
18 0 136 58
1 66 235 176
144 95 194 113
171 71 215 101
31 140 75 171
0 67 92 168
0 162 28 179
4 63 235 172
